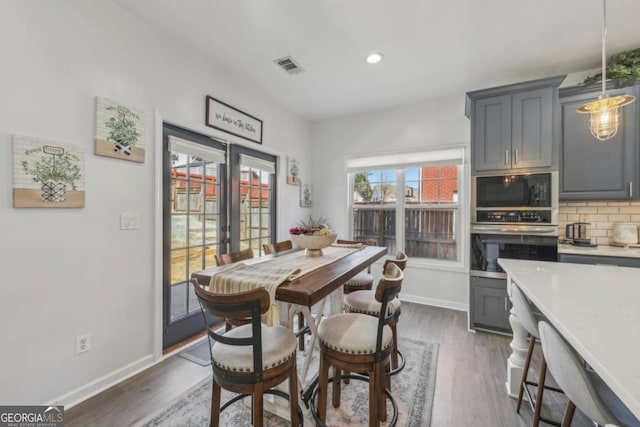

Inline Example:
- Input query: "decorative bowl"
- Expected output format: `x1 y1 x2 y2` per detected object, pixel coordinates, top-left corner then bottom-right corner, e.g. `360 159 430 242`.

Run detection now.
290 232 337 257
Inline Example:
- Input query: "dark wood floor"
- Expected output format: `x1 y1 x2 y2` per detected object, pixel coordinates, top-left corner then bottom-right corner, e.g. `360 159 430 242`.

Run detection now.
65 303 593 426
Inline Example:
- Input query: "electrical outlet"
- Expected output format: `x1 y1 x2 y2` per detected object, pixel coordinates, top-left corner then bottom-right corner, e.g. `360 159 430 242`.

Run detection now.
76 334 91 355
120 213 140 230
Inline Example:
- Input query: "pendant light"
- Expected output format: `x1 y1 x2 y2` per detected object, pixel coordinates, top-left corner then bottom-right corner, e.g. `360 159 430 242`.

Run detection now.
576 0 635 141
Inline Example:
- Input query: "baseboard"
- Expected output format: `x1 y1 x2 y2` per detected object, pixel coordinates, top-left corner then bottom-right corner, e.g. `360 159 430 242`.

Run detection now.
48 354 155 409
400 294 468 312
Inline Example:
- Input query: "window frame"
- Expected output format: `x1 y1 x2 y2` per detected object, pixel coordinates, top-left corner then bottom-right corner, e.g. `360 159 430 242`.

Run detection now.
347 147 468 272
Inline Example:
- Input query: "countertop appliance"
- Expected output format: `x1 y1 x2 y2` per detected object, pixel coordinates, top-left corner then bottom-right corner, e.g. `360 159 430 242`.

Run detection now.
565 222 594 246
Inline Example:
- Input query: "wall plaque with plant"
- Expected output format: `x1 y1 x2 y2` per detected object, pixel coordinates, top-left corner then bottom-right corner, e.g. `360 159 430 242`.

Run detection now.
13 135 85 208
95 97 146 163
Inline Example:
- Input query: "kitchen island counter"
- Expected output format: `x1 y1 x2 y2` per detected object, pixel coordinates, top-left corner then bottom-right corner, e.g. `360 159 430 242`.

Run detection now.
498 258 640 419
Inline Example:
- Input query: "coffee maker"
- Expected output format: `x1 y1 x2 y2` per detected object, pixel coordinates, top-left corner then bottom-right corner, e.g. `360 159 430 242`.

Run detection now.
565 222 594 246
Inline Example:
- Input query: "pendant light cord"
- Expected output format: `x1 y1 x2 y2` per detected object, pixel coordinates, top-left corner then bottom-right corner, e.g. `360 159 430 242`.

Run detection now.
601 0 607 96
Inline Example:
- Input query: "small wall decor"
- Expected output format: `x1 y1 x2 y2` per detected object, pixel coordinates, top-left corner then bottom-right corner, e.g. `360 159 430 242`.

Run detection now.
13 135 85 208
287 157 301 185
95 97 145 163
300 182 312 207
206 95 263 144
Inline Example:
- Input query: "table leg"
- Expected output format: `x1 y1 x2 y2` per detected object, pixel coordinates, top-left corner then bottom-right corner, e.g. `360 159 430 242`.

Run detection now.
300 298 326 385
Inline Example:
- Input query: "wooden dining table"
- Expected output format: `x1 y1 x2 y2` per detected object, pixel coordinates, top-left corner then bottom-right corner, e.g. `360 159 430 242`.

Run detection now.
191 244 388 394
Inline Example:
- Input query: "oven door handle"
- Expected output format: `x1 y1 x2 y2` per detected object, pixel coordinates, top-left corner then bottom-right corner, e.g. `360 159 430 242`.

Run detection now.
471 225 557 234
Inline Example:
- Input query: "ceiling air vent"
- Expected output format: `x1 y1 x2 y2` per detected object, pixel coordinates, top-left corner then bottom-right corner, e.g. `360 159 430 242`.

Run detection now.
274 56 305 75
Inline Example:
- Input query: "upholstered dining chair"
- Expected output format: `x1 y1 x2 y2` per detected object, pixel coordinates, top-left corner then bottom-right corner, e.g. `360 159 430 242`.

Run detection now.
314 261 404 426
215 248 255 331
344 251 408 373
336 238 377 294
262 239 308 350
192 281 302 427
538 321 640 427
511 284 563 427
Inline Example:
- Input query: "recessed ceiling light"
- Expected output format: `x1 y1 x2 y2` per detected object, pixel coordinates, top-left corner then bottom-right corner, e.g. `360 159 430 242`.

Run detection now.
366 52 384 64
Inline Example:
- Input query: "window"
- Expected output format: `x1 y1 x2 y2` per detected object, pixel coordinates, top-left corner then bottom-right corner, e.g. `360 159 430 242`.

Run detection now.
348 148 465 264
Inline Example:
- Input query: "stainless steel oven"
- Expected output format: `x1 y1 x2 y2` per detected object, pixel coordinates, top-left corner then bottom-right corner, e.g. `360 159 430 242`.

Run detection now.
470 224 558 279
471 171 559 278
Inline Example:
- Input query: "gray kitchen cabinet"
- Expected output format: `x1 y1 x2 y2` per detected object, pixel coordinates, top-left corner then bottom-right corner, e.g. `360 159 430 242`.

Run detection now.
467 76 565 173
559 84 639 200
558 253 640 268
470 276 512 333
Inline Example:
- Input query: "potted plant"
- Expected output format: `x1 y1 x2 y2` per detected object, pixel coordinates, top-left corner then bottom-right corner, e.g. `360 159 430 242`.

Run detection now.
105 105 141 155
289 215 335 257
584 47 640 87
21 149 81 202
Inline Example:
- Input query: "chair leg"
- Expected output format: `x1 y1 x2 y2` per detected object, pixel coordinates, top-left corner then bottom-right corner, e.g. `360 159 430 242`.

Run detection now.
532 355 548 427
379 361 388 422
332 367 342 408
517 335 536 413
390 323 399 371
369 363 379 427
253 383 264 427
225 320 232 332
561 401 576 427
318 353 330 423
211 379 222 427
298 312 305 351
289 358 300 427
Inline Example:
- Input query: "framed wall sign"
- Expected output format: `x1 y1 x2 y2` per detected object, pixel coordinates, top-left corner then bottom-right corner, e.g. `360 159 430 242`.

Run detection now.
205 96 263 144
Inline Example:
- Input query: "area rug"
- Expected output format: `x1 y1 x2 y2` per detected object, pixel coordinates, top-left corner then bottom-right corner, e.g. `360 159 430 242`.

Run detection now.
138 337 438 426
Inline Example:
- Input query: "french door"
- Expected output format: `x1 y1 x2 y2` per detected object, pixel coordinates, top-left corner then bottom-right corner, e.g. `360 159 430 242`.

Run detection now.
162 124 278 349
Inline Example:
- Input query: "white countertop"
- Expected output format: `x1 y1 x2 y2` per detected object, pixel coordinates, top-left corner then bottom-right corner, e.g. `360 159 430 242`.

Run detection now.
558 243 640 258
498 258 640 418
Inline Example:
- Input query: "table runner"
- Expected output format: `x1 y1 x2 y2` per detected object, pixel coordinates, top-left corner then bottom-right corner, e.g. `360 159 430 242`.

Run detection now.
208 245 361 325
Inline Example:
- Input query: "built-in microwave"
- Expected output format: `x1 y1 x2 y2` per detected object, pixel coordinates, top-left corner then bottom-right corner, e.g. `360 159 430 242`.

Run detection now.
472 171 558 225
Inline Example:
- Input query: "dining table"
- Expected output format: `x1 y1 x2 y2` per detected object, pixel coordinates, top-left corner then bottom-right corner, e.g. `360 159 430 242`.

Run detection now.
191 244 388 397
498 258 640 419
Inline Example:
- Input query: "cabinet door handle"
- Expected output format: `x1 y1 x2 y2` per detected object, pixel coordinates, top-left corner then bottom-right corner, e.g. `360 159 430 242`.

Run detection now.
504 297 508 311
505 150 510 165
514 149 519 164
630 182 633 198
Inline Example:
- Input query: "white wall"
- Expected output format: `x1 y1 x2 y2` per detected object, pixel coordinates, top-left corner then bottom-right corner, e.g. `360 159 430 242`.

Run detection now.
310 96 471 309
0 0 311 405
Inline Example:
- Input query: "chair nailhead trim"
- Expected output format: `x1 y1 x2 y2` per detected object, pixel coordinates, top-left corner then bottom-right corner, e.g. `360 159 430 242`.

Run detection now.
213 350 295 372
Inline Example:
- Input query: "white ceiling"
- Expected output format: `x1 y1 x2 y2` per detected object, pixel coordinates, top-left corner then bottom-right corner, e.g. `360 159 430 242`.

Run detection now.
114 0 640 121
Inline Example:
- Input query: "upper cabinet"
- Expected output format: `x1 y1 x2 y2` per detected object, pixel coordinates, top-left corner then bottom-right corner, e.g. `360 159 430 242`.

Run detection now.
466 76 565 174
559 83 640 200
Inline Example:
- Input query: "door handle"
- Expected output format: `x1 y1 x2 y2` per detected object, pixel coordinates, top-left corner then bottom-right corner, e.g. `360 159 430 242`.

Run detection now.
630 182 633 198
504 297 508 312
505 150 510 165
514 149 519 164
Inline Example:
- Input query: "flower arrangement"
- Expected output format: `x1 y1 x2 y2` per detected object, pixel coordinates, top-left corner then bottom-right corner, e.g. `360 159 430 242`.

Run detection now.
289 215 332 236
289 215 336 256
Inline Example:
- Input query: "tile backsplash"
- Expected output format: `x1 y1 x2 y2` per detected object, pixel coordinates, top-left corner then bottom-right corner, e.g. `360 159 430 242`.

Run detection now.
559 201 640 245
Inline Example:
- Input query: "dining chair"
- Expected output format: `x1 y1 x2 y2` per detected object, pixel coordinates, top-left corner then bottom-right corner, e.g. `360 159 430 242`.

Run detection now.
511 284 563 427
538 321 640 427
215 247 255 331
192 281 301 427
314 261 404 426
344 251 408 373
337 238 377 294
262 239 293 255
262 239 308 350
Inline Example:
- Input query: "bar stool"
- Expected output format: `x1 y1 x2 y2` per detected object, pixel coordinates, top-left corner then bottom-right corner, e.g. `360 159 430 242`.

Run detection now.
337 239 377 294
312 262 404 427
344 251 408 373
538 321 640 427
263 239 309 351
192 281 302 427
511 284 563 427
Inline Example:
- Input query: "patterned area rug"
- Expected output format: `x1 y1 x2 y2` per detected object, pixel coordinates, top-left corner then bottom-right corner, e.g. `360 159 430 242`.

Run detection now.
139 337 438 426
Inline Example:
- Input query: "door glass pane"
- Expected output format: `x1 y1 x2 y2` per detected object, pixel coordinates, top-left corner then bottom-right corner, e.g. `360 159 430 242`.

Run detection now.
238 163 273 255
170 149 224 322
